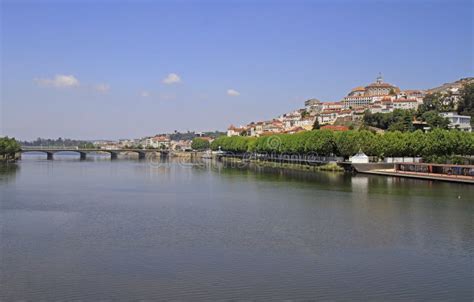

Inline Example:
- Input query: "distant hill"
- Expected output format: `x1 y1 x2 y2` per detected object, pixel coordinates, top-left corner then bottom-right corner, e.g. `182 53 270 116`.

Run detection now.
427 77 474 94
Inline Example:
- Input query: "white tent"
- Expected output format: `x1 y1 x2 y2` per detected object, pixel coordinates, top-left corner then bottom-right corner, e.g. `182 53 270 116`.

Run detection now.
350 150 369 163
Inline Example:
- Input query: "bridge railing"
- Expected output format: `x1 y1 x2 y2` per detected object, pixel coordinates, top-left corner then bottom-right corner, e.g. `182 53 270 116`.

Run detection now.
21 146 83 150
20 146 169 152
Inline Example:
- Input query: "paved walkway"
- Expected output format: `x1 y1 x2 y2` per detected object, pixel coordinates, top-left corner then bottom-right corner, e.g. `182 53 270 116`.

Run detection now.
364 169 474 184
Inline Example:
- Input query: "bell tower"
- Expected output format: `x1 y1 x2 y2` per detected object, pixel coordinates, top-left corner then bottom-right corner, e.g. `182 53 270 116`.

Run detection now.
376 72 383 84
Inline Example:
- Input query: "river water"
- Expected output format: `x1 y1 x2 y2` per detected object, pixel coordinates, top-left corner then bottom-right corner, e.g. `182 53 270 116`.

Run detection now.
1 154 473 300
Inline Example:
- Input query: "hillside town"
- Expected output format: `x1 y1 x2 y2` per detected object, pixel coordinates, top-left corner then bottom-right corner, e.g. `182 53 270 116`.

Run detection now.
72 76 473 151
227 75 473 137
92 133 215 151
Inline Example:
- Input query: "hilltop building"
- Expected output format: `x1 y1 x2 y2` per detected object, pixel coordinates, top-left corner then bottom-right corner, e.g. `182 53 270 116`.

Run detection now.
439 112 472 132
343 74 400 109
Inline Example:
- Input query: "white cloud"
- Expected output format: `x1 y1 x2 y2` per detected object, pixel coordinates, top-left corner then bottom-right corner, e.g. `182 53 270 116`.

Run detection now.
162 73 181 85
35 74 80 88
95 83 110 93
140 91 151 97
227 89 240 96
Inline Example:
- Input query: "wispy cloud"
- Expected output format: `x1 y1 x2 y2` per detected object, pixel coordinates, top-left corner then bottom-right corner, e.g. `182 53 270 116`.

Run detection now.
227 89 240 96
95 83 110 93
35 74 80 88
162 73 181 85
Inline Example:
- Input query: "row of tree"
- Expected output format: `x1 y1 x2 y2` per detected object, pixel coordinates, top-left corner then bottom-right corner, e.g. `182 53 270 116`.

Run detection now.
21 137 94 148
211 129 474 159
0 137 21 161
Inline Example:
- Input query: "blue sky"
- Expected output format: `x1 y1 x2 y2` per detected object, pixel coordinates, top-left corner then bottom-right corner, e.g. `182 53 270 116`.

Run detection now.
1 0 472 140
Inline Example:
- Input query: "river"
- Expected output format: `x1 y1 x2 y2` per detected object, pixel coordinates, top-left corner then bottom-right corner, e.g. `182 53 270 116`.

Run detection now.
1 154 473 300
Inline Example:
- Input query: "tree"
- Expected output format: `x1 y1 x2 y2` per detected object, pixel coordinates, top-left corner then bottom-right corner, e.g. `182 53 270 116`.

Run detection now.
418 91 458 114
191 138 210 151
364 109 414 131
312 119 320 130
0 137 21 161
211 129 474 163
458 82 474 124
420 110 450 129
304 130 335 155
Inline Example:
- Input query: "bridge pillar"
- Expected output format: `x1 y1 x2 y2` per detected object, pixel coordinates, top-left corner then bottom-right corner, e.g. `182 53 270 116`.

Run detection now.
110 152 118 160
46 152 54 160
138 151 146 160
79 152 86 160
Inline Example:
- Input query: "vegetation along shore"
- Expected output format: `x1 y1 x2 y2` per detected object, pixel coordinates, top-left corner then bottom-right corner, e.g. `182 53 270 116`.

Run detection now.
0 137 21 163
211 129 473 164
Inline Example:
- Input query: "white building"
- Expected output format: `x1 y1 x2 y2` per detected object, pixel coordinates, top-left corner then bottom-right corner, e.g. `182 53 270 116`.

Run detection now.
227 125 246 137
318 110 339 124
392 99 419 110
342 96 373 109
304 99 322 113
439 112 472 132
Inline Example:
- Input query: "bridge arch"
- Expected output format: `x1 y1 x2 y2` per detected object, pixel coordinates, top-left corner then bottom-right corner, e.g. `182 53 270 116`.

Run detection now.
20 148 161 160
21 150 87 160
20 150 55 160
95 150 145 159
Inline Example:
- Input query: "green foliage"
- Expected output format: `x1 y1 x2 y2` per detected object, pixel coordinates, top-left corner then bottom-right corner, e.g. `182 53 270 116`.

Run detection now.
312 119 320 130
213 129 474 160
21 137 94 147
363 109 414 131
191 138 210 151
420 110 450 129
79 142 95 148
458 82 474 124
418 92 456 114
0 137 21 160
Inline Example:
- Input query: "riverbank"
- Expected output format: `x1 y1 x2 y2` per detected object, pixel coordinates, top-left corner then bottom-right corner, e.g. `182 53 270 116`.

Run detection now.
219 156 345 172
0 153 20 163
362 168 474 184
219 155 474 184
171 151 208 159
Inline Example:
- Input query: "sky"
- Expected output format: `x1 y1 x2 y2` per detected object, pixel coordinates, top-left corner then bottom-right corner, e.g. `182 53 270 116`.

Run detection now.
1 0 472 140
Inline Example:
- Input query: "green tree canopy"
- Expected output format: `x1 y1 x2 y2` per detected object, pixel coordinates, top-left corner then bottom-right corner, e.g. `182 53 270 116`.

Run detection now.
0 137 21 160
211 129 474 161
191 138 210 151
458 82 474 124
420 110 450 129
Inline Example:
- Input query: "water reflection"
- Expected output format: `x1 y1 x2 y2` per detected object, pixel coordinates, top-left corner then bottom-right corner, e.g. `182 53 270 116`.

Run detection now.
2 157 473 300
0 163 19 184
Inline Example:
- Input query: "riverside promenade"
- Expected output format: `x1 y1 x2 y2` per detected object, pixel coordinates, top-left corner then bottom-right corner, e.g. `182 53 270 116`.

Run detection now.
353 163 474 184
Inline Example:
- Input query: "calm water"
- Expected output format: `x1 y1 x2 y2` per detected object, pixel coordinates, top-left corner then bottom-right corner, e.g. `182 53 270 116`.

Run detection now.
1 154 473 301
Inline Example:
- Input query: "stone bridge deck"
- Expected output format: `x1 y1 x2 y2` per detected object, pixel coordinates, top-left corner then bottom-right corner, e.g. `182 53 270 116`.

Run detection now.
20 147 167 160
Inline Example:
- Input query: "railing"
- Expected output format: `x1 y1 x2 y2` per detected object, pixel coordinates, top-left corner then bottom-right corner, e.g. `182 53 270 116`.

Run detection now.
21 146 83 150
394 163 474 180
21 146 170 152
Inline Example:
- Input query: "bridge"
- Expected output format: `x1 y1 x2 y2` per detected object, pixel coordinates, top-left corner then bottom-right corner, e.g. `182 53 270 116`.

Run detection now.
20 147 168 160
